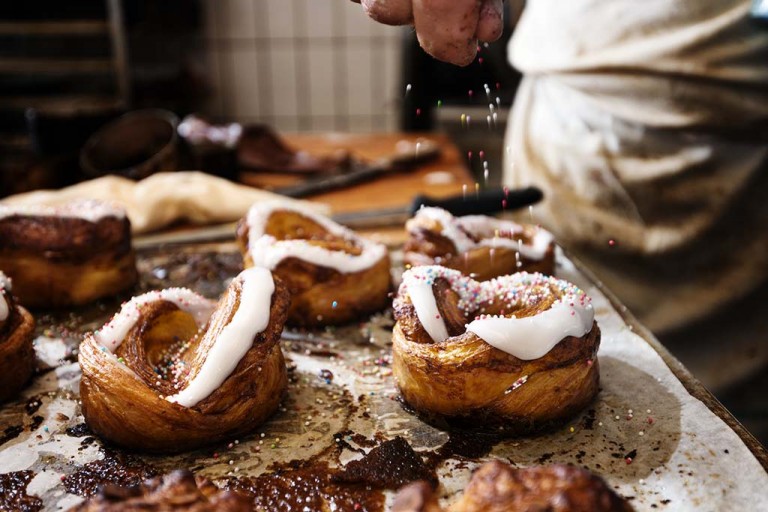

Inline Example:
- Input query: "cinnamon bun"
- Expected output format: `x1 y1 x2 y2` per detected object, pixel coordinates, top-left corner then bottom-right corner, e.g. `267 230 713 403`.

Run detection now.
405 207 555 280
236 202 391 327
79 267 290 453
0 200 138 308
392 461 633 512
0 272 35 403
392 266 599 430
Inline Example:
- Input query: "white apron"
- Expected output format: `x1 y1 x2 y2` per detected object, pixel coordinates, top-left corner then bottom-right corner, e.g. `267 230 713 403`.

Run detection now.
504 0 768 336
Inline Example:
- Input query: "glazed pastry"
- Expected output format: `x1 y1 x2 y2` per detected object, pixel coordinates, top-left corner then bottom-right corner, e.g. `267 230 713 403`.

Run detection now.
392 266 599 430
392 461 633 512
79 267 290 453
0 200 138 308
236 202 391 326
0 272 35 403
69 470 251 511
405 207 555 280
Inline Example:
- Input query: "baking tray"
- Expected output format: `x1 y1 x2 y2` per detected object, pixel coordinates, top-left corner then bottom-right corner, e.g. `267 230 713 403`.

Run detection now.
1 240 767 511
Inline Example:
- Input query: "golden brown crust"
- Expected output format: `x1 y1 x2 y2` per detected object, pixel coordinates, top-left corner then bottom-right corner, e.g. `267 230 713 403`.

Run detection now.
392 273 599 430
0 292 36 403
392 461 634 512
79 276 291 453
404 216 555 281
69 470 251 512
0 214 138 308
0 214 131 258
392 323 600 429
236 210 391 327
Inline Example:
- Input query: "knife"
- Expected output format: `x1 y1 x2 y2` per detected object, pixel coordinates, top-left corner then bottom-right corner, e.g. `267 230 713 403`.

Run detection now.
333 186 543 229
275 139 442 198
133 186 543 249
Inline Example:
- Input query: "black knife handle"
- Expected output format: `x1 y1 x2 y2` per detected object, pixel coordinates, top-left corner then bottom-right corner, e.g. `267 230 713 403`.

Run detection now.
409 186 543 216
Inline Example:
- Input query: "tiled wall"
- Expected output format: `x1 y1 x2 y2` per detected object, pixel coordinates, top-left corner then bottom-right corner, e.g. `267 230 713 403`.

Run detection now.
201 0 404 132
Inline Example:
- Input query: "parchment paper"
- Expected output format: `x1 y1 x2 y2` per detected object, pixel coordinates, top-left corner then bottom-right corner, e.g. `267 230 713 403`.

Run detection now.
1 244 766 511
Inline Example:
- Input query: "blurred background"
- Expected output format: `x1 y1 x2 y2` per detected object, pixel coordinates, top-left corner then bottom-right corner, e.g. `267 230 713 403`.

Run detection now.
0 0 523 196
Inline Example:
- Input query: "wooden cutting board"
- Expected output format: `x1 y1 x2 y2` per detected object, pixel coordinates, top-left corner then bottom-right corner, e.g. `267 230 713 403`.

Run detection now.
239 132 474 216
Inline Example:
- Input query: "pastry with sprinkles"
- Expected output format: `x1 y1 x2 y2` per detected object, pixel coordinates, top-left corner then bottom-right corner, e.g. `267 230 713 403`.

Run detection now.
0 200 138 308
392 266 600 431
79 267 290 453
237 202 391 327
0 271 36 403
405 207 555 280
392 460 633 512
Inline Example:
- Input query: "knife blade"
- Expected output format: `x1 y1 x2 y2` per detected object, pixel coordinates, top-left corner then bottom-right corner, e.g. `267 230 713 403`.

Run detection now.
333 186 543 229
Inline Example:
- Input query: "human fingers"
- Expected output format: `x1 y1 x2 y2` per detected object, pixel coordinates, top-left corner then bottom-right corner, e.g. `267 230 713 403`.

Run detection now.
360 0 413 26
475 0 503 42
412 0 480 66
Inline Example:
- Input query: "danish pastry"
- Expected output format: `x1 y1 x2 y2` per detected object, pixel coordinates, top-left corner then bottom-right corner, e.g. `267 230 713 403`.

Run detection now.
405 207 555 280
79 267 290 453
392 461 633 512
393 266 599 430
237 202 391 326
0 272 35 403
0 200 138 308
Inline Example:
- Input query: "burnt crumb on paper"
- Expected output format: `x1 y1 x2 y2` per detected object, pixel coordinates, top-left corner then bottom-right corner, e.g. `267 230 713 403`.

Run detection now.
0 470 42 512
62 450 159 497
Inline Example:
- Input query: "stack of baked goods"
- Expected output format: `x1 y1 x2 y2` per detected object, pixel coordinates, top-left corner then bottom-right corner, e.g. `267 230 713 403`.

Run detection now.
79 267 291 452
405 207 555 280
0 200 138 308
0 271 35 403
237 202 392 326
391 265 599 431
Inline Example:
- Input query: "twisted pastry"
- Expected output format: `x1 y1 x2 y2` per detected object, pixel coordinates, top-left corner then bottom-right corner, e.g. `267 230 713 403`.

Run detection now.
70 470 251 511
0 200 138 308
405 207 555 280
237 202 391 326
79 267 290 453
392 461 633 512
0 272 35 403
393 266 599 430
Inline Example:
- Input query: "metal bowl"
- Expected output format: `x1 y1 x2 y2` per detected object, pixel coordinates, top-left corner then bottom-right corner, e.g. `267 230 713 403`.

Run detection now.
80 109 179 180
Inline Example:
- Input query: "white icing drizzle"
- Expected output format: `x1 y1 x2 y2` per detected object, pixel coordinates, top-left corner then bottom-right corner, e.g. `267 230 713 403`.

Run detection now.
246 202 387 273
167 267 275 407
400 266 594 360
466 302 594 360
407 207 554 261
0 271 11 322
0 199 126 223
94 288 215 352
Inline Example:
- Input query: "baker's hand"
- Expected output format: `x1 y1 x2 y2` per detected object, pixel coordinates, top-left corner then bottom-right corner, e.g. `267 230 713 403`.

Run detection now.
353 0 503 66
